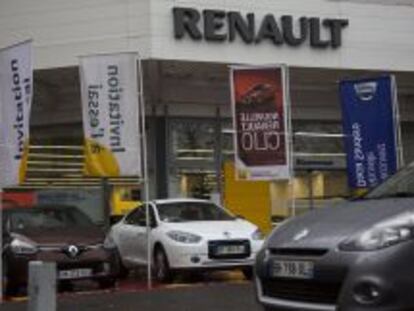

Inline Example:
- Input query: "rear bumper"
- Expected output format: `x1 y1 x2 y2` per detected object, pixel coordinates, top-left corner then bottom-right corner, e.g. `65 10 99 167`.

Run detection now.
255 240 414 311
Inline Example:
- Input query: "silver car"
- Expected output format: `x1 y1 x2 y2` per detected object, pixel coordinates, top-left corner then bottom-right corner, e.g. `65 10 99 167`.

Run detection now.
255 161 414 311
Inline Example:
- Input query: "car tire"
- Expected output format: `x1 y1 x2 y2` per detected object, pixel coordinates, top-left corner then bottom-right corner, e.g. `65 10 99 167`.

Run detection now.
153 246 173 283
116 252 129 279
3 259 19 297
242 267 253 280
98 278 116 289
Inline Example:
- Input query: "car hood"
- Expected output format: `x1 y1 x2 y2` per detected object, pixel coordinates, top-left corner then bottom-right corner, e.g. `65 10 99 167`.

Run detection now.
12 226 105 246
160 219 257 239
266 197 414 250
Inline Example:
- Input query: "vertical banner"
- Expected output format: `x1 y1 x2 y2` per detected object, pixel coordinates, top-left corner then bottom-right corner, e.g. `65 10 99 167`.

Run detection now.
340 76 400 190
230 66 291 181
0 40 33 187
79 52 141 177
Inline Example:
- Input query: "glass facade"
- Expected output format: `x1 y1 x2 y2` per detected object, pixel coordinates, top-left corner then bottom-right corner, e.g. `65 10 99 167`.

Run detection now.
167 118 217 199
166 117 350 218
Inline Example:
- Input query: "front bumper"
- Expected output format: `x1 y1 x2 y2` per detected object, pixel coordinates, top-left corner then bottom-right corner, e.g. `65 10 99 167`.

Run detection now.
255 240 414 311
163 239 263 270
5 247 119 286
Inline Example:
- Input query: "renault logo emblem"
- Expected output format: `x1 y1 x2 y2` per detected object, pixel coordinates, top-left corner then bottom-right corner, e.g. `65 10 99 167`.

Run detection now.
67 245 79 258
293 229 309 241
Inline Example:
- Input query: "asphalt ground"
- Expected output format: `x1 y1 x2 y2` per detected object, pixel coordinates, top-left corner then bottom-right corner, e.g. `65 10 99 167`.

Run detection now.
1 271 264 311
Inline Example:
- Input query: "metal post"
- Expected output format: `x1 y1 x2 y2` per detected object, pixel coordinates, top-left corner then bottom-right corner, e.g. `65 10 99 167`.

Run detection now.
101 178 111 229
0 188 3 302
214 107 223 202
308 170 314 210
392 75 404 168
284 65 296 217
27 261 56 311
136 56 151 289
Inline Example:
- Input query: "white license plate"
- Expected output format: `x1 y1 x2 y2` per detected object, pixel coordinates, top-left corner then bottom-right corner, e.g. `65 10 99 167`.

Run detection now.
58 268 92 280
271 260 314 279
216 244 246 255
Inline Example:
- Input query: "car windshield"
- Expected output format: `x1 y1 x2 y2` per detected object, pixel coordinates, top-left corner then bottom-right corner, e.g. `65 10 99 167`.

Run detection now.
8 207 94 231
156 202 235 222
365 162 414 199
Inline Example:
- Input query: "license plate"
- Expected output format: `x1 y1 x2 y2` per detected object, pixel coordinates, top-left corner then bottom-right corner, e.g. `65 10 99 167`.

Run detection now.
58 268 92 280
216 244 246 255
271 260 314 279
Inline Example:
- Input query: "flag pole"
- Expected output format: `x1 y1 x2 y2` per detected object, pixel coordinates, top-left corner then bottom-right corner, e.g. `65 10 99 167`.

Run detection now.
284 65 295 217
136 55 152 289
0 187 3 302
392 75 404 169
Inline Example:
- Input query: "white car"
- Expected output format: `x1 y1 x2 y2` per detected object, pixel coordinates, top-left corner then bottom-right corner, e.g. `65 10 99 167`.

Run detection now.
109 198 264 282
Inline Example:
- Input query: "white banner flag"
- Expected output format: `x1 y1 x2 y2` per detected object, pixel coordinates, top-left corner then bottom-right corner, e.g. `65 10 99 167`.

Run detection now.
79 53 142 177
0 40 33 187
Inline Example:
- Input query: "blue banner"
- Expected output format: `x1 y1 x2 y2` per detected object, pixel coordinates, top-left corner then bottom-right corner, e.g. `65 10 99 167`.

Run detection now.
340 76 399 189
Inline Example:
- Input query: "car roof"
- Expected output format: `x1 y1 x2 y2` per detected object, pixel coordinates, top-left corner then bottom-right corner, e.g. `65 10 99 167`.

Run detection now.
150 198 214 205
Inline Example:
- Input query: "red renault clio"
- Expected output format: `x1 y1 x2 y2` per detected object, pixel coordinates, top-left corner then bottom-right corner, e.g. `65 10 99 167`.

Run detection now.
2 204 119 295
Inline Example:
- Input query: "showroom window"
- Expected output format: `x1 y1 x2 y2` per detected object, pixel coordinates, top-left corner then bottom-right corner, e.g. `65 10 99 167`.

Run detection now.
167 118 217 199
167 117 350 215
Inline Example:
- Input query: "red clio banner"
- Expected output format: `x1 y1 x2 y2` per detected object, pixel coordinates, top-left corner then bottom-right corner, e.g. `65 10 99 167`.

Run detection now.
230 66 291 180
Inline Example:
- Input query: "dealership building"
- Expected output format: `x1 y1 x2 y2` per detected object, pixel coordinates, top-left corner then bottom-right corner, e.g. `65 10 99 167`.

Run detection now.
2 0 414 222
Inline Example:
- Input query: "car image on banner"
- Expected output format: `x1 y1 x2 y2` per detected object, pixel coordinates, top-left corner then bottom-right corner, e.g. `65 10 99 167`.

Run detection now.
109 198 264 282
255 161 414 311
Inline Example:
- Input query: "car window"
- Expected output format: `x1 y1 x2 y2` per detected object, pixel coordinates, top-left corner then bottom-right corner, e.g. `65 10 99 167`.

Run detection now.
156 202 235 222
9 207 93 231
124 206 156 226
124 208 145 225
365 162 414 199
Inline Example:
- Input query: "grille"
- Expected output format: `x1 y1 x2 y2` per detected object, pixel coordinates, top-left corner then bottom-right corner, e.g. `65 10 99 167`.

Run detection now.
261 279 342 305
269 248 329 257
208 240 251 259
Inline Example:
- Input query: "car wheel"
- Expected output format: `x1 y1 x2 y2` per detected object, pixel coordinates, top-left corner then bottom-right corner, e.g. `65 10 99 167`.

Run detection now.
98 278 116 289
153 246 173 283
116 252 129 279
3 259 19 297
242 267 253 280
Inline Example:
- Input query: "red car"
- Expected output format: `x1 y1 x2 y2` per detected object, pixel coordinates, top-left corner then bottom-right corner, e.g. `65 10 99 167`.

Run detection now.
2 205 119 295
239 83 275 106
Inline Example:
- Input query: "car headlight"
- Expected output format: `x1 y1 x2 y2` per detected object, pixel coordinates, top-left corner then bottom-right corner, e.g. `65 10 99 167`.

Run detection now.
10 237 38 255
251 228 264 240
166 231 202 244
103 235 117 250
339 212 414 251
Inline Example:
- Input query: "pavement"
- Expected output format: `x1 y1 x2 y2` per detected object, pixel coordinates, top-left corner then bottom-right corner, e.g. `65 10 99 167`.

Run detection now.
1 282 263 311
1 270 263 311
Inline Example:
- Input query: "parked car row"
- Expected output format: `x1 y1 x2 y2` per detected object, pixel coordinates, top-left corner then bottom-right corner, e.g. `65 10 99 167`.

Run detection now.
1 198 265 295
5 161 414 310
